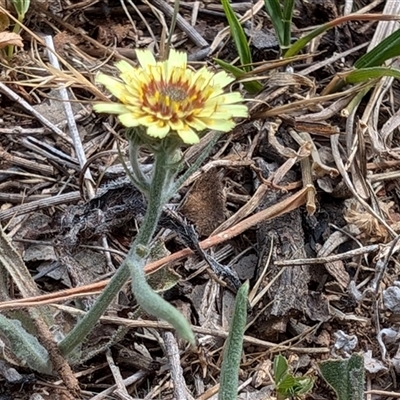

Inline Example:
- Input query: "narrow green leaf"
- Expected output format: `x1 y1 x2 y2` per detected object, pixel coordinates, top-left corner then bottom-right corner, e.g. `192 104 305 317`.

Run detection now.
355 28 400 68
282 0 295 49
220 0 252 71
284 23 329 58
264 0 284 46
214 58 263 93
0 314 52 374
218 281 249 400
273 355 289 386
345 67 400 84
285 14 400 59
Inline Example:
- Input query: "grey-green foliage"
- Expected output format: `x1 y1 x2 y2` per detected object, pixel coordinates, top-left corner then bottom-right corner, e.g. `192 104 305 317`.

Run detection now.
218 281 249 400
0 314 52 374
319 353 365 400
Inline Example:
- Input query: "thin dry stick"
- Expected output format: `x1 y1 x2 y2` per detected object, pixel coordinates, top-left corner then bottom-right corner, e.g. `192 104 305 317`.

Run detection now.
0 148 54 175
105 349 131 398
330 134 396 237
275 244 380 266
354 0 385 14
0 187 308 309
29 3 135 69
149 0 209 47
361 1 400 153
163 332 188 400
0 192 82 221
21 136 79 169
365 390 400 398
43 35 114 268
252 83 369 118
0 82 72 144
53 305 330 354
90 370 147 400
44 35 95 198
0 227 80 397
212 183 268 235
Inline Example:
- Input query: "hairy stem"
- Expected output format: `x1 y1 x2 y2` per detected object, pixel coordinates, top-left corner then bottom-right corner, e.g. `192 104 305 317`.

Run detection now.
59 143 194 357
129 139 151 194
128 148 195 343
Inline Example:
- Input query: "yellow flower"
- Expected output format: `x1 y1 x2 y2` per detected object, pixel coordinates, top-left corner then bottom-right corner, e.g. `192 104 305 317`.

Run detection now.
93 49 247 144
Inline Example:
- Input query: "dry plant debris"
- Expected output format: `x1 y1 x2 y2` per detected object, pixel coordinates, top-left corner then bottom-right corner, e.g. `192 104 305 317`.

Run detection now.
1 0 400 399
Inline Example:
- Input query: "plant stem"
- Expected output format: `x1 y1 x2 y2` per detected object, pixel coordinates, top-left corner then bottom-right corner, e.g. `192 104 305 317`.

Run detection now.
129 139 150 194
128 147 195 344
58 257 129 356
59 144 194 356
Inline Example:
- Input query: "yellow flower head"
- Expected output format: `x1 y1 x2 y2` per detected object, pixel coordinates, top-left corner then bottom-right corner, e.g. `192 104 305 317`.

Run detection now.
93 50 248 144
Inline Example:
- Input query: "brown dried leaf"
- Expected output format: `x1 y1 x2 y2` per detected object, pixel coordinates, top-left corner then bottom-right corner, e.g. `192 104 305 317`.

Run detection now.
180 169 226 237
344 201 393 242
0 31 23 49
0 12 9 32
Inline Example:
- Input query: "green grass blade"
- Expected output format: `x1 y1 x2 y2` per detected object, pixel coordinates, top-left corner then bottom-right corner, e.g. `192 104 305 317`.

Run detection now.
355 28 400 68
345 67 400 84
214 58 263 93
282 0 295 49
220 0 252 71
285 23 330 58
264 0 284 46
285 14 400 59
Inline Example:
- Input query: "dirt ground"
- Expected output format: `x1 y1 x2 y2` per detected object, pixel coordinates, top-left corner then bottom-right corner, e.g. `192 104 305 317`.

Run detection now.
1 0 400 399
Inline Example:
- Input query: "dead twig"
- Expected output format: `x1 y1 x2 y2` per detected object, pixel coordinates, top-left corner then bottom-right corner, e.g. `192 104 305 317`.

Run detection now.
148 0 209 48
163 332 190 400
0 187 308 308
275 244 380 266
106 349 132 399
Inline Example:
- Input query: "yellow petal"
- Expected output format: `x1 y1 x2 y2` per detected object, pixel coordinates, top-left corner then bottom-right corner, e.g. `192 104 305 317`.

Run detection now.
118 113 140 127
115 60 136 74
168 50 187 66
169 119 185 131
147 123 170 138
162 50 187 82
209 91 244 103
215 104 248 118
93 103 130 114
177 127 200 144
96 73 127 100
120 71 141 88
202 118 236 132
136 49 156 69
187 117 207 131
191 67 214 91
212 71 235 88
196 106 217 118
148 64 163 83
226 104 248 118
